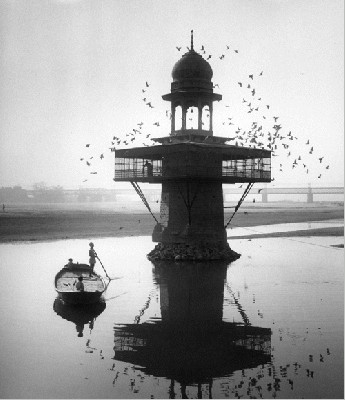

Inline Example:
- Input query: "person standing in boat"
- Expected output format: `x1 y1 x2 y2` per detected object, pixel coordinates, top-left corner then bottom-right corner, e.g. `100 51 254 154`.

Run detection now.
89 242 97 272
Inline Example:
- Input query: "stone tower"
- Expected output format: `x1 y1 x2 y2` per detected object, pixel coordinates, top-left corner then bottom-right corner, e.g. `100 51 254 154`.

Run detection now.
114 32 271 260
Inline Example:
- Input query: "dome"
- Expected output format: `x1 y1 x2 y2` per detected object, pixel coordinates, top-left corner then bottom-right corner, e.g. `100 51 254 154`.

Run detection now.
172 50 213 82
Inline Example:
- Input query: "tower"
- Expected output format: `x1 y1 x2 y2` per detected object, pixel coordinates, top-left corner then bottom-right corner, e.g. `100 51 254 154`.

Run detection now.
114 32 271 260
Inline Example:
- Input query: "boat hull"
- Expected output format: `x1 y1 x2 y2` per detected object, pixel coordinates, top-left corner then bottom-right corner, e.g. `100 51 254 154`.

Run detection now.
55 263 106 305
58 290 104 305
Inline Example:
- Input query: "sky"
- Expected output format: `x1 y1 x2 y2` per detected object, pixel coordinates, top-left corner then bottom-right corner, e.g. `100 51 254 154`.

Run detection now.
0 0 343 190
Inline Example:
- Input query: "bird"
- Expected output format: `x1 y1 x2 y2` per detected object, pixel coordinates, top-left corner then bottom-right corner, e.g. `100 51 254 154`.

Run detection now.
325 165 330 169
234 49 239 53
80 158 84 161
259 71 263 76
86 144 90 147
146 81 149 87
86 161 91 166
176 46 181 51
318 174 322 178
318 157 324 163
90 172 97 174
82 179 88 182
249 74 253 80
238 82 242 87
100 154 104 159
306 140 310 144
207 55 212 60
219 54 225 60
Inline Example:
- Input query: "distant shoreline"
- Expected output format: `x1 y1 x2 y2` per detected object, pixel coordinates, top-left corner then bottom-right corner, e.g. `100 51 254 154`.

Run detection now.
0 202 343 244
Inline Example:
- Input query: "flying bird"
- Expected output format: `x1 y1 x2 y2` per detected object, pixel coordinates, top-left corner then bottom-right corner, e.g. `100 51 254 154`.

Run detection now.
176 46 181 51
86 144 90 147
249 74 253 80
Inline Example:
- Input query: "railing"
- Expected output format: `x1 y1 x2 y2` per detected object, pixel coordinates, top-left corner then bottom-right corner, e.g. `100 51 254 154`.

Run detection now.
114 157 271 182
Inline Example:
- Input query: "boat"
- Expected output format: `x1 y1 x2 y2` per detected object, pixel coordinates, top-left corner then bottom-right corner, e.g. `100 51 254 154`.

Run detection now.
55 263 107 305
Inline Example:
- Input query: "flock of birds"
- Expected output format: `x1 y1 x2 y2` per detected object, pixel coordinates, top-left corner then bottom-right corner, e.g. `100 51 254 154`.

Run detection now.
79 43 330 185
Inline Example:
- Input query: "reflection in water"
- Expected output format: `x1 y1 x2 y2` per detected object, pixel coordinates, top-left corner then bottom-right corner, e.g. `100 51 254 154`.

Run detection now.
114 261 271 397
53 298 106 337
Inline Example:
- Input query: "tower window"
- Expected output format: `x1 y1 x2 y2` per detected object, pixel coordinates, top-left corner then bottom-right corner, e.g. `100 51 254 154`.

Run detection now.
174 105 182 131
186 106 198 129
202 105 210 130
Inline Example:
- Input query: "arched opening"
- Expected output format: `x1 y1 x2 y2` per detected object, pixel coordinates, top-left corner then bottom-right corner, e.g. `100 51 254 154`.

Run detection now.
202 105 210 131
174 105 182 131
186 106 198 130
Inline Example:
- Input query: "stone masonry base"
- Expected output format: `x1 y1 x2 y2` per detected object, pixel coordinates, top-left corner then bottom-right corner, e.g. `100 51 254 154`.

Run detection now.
147 242 241 262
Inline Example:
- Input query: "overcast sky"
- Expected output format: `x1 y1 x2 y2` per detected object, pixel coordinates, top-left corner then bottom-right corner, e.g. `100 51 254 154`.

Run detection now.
0 0 343 189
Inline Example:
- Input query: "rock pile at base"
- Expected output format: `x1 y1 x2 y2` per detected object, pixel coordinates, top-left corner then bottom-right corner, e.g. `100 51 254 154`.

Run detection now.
147 242 241 262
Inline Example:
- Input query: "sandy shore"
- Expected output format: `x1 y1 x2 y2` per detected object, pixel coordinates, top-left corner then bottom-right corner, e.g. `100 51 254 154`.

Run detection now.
0 202 343 243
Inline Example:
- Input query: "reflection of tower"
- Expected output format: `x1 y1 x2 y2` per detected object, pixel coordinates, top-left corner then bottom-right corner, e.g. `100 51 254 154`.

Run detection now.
114 262 271 394
114 32 271 260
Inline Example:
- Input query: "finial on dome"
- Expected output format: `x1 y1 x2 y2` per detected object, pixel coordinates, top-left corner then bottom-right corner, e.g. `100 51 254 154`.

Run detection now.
191 30 194 51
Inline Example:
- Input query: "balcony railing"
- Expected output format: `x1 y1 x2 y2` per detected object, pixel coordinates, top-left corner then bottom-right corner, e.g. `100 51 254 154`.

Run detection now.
114 157 271 182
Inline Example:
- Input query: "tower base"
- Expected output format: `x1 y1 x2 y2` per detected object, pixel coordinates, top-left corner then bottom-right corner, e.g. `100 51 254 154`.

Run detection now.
147 242 241 262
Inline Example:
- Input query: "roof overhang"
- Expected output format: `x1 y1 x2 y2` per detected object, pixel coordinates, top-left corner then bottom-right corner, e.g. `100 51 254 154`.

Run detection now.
115 142 271 161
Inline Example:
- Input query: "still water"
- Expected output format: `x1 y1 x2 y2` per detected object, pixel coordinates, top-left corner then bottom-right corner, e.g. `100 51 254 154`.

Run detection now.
0 235 343 399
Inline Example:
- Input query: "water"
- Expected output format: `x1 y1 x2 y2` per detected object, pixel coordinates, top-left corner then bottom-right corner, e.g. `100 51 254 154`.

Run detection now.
227 218 344 237
0 234 343 399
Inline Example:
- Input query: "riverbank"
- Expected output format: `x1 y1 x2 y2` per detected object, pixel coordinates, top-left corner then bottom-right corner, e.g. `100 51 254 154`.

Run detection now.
0 202 343 243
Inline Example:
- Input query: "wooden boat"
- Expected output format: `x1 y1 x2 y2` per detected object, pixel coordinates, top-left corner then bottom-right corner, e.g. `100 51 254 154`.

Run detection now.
55 263 107 305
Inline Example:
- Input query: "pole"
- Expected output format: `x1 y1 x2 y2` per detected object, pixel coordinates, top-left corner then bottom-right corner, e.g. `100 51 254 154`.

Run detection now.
94 252 112 281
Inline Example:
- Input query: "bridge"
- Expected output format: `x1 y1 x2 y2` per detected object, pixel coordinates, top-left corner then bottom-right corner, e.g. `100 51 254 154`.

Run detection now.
22 186 343 204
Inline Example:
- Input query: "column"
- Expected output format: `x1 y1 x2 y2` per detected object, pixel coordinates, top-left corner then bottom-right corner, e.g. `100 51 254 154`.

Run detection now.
171 104 175 133
198 99 202 130
209 103 213 134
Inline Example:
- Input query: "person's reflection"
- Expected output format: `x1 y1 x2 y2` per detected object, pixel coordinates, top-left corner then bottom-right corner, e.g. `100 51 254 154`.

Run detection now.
76 324 84 337
53 298 106 337
114 260 272 394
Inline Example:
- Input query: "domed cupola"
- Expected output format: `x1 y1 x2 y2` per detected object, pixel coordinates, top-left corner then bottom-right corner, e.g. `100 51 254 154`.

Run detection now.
162 30 222 136
172 49 213 82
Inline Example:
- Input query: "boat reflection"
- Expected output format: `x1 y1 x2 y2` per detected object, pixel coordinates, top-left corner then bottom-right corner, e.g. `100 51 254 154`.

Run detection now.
114 261 271 395
53 297 106 337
